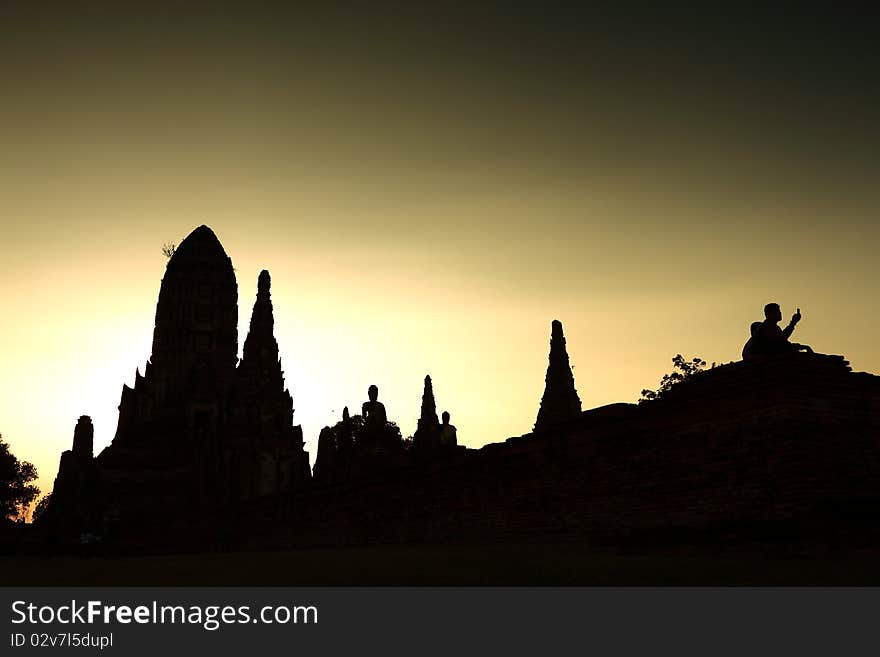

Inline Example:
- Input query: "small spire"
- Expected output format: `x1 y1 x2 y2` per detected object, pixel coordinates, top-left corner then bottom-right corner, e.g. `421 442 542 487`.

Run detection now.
418 375 439 429
241 269 279 365
258 269 271 294
534 319 582 432
413 375 441 450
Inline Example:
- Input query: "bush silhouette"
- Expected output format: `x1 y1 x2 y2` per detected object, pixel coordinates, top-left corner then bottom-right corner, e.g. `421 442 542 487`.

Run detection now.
31 493 52 524
640 355 708 403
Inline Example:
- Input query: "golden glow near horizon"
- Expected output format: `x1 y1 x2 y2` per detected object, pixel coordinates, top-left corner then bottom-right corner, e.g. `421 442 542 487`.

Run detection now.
1 6 878 499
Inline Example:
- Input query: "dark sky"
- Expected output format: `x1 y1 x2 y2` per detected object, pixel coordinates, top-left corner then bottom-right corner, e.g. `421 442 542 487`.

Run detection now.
3 4 877 206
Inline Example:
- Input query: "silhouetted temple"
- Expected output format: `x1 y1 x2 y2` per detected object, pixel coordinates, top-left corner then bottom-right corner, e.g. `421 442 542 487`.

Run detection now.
41 226 310 543
39 226 880 554
265 351 880 550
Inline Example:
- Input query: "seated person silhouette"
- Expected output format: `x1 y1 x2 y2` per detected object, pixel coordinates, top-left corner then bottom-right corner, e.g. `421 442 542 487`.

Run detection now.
439 411 458 447
362 384 387 427
741 321 764 360
743 303 813 360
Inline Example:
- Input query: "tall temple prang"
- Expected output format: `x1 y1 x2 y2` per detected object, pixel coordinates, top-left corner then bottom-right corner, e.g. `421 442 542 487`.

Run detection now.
97 224 242 526
534 319 582 432
44 226 310 545
150 224 239 407
113 224 239 450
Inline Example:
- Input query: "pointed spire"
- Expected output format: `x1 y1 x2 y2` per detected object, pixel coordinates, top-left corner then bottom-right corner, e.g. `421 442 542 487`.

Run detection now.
413 375 441 451
534 319 582 432
241 270 279 365
237 269 286 404
342 406 350 422
418 375 439 431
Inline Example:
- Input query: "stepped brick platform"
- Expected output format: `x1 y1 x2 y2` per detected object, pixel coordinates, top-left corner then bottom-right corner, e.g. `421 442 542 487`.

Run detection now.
238 352 879 551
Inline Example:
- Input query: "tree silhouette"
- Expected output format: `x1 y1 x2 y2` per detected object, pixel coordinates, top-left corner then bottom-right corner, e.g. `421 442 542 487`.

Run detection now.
161 242 176 259
640 355 708 403
0 434 39 521
32 493 52 523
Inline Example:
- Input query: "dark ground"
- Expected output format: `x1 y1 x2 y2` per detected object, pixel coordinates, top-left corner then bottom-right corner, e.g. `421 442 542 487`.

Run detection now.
3 543 879 585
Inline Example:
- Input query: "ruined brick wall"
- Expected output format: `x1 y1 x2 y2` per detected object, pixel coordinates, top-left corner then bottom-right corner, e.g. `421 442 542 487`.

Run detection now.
251 356 880 549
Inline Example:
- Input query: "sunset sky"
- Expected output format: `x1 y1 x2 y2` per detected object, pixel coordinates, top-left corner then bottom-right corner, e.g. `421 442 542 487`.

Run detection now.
1 5 877 498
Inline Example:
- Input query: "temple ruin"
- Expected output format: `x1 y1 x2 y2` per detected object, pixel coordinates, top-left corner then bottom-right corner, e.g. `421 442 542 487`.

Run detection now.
41 226 311 543
39 225 880 553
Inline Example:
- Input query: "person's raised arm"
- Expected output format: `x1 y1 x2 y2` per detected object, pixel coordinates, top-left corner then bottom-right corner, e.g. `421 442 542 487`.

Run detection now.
782 307 801 339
